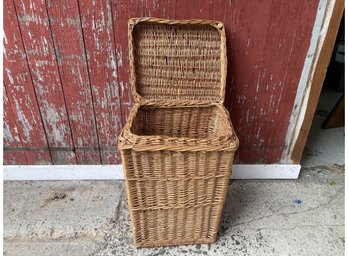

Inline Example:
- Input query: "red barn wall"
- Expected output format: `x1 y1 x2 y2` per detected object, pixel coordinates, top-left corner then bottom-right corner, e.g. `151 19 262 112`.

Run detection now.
3 0 319 165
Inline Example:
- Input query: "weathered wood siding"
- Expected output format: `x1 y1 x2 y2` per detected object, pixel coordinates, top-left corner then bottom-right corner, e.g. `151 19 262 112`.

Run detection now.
3 0 319 164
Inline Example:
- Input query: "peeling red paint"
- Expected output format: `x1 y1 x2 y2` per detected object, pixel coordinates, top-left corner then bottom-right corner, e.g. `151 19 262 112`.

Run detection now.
14 0 77 164
79 0 123 164
110 0 143 126
4 0 51 164
3 87 28 164
223 0 319 163
4 0 319 165
46 0 101 164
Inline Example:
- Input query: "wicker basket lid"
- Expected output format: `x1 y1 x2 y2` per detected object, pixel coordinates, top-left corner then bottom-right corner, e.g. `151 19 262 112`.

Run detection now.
128 17 227 104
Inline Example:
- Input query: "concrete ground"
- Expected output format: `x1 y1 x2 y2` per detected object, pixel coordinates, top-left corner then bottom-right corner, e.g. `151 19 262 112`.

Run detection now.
4 165 344 256
301 89 344 167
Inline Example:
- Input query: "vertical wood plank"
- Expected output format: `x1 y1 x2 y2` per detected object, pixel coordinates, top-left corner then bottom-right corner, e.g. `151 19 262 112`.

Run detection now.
143 0 175 18
14 0 77 164
222 1 319 163
46 0 101 164
3 87 28 164
291 0 344 163
175 0 212 19
4 0 51 164
4 0 322 165
79 0 123 164
147 0 318 164
110 0 143 126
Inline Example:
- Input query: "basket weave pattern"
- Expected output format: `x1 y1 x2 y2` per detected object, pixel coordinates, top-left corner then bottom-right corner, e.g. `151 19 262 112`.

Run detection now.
119 17 238 248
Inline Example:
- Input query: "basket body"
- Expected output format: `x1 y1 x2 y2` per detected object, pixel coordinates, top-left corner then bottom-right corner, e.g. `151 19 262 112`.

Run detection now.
119 18 239 248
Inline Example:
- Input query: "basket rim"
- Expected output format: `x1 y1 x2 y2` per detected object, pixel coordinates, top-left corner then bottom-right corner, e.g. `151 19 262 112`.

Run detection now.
128 17 228 105
118 103 239 152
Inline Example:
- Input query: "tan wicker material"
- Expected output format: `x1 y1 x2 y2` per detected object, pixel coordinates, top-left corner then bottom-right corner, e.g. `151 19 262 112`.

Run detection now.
119 17 239 248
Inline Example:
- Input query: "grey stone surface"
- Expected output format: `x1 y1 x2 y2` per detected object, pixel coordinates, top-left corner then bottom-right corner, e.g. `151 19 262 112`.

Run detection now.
301 90 344 167
4 181 123 256
4 240 98 256
4 166 344 256
95 166 345 256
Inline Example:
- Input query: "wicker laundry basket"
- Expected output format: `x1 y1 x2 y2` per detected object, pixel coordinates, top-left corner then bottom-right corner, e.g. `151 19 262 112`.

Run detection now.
119 17 239 248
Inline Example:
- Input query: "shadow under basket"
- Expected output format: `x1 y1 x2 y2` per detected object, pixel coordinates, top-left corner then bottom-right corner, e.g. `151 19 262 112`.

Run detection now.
119 17 239 248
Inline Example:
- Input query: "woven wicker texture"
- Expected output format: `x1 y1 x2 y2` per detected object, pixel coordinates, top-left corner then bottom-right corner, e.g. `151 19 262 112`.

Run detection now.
131 105 228 138
129 17 227 104
119 17 238 248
